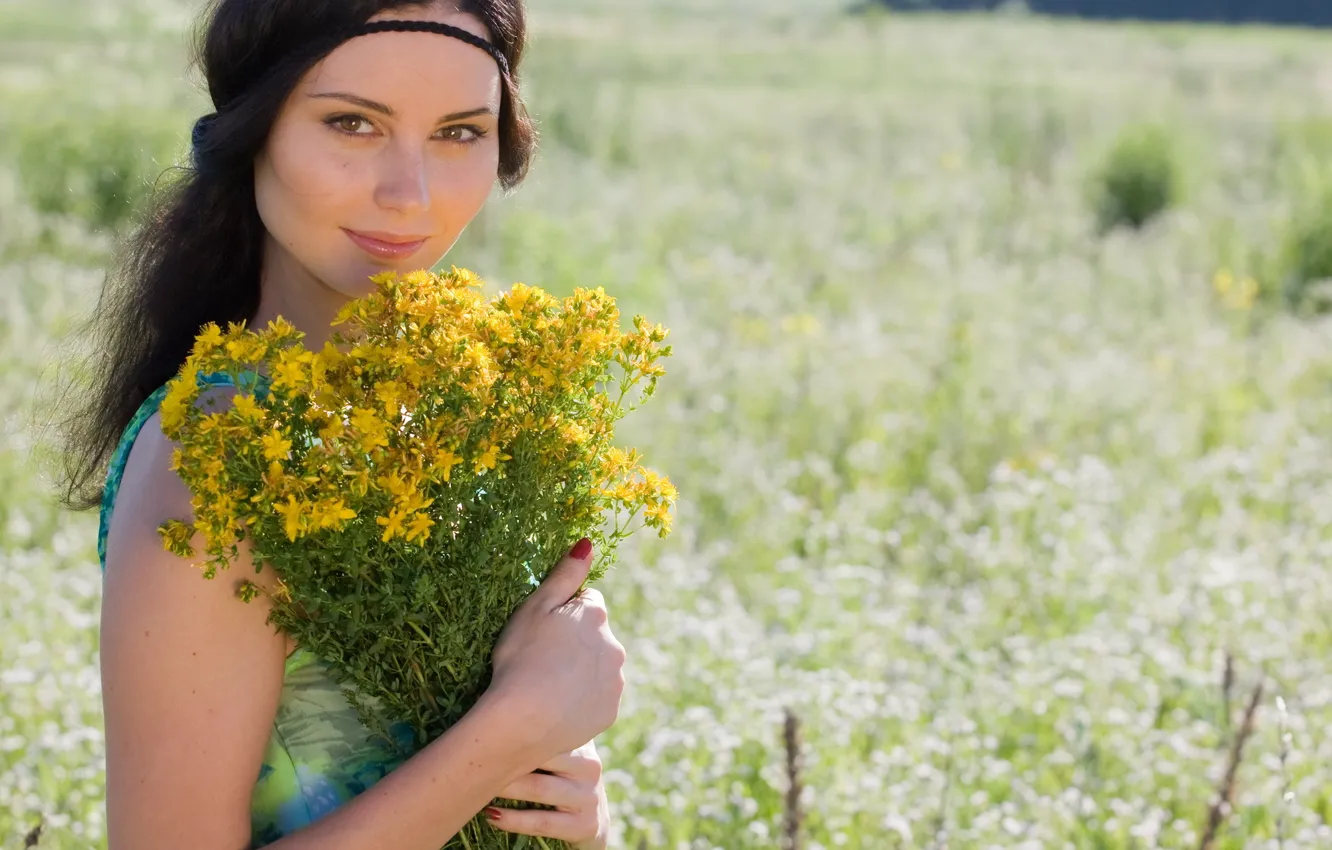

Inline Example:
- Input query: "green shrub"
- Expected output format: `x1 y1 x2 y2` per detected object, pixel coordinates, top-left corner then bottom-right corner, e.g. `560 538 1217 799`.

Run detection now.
1269 183 1332 314
1087 123 1183 233
14 110 183 231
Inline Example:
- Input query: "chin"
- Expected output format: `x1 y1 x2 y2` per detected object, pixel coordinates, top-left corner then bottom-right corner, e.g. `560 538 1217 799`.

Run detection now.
343 265 391 293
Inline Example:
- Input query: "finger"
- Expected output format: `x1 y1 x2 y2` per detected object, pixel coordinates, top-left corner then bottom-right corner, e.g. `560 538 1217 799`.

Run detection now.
565 586 605 613
497 770 584 809
537 744 601 780
533 538 594 609
486 805 593 842
561 589 610 633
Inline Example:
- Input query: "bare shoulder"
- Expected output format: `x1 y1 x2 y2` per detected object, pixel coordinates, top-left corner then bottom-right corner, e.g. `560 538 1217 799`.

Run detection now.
111 384 282 594
100 405 288 849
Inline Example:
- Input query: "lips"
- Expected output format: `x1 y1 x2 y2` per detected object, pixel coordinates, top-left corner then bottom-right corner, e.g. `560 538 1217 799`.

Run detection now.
343 228 428 260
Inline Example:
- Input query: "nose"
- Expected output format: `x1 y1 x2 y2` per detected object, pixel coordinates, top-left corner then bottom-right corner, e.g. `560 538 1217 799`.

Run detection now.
373 141 431 215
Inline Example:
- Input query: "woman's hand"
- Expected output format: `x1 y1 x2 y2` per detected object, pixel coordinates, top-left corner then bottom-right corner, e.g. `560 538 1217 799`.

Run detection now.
486 538 626 760
483 741 609 850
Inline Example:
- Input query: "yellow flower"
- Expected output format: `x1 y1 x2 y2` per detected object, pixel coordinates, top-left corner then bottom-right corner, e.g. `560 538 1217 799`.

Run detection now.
505 284 533 314
263 460 285 484
160 377 199 434
398 491 434 515
272 347 310 392
312 498 356 531
431 448 461 482
333 300 367 328
205 489 240 532
194 322 225 354
473 442 510 474
231 393 264 423
641 468 672 496
644 502 673 536
376 380 404 417
486 314 517 345
225 334 266 363
650 474 679 502
465 341 494 371
350 407 389 451
201 456 225 480
160 394 188 434
318 414 345 443
405 512 434 544
265 316 298 338
603 447 635 475
561 422 590 446
376 470 416 500
335 461 366 493
376 507 408 542
158 519 196 558
308 349 330 391
274 495 307 542
261 430 293 462
403 269 434 288
528 363 556 387
197 412 223 436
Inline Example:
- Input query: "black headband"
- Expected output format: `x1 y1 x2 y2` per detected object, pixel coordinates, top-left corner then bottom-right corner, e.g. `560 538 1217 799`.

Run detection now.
191 20 508 164
348 20 509 77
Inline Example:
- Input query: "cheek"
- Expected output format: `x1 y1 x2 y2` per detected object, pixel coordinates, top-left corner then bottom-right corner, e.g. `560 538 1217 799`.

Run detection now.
433 146 500 226
255 131 361 253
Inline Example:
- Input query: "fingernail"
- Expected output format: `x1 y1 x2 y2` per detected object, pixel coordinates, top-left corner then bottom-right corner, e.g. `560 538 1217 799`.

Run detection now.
485 806 502 821
570 537 592 560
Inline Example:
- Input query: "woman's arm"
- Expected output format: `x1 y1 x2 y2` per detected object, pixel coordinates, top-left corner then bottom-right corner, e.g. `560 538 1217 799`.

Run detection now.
265 691 543 850
101 412 543 850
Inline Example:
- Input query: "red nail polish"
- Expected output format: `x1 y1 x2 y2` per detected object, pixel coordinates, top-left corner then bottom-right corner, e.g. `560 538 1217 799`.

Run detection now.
570 537 592 560
485 806 502 821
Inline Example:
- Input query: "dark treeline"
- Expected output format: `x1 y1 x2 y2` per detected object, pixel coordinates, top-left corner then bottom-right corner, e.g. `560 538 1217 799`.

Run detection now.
872 0 1332 27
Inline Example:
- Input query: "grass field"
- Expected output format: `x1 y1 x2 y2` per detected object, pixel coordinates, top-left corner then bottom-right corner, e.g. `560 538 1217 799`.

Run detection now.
8 1 1332 847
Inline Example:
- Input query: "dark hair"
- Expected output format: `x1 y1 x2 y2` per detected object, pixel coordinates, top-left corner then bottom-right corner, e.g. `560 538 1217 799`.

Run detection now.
55 0 534 512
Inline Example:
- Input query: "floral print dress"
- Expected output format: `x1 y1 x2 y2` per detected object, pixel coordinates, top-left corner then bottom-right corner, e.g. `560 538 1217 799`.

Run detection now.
97 372 413 846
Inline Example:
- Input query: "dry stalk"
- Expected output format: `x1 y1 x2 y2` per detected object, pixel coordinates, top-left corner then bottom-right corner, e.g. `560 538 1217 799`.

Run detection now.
929 752 955 850
1198 679 1264 850
1221 652 1235 735
782 707 804 850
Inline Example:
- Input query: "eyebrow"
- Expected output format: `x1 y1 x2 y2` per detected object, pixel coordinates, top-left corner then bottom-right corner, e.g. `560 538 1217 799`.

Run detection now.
307 91 494 123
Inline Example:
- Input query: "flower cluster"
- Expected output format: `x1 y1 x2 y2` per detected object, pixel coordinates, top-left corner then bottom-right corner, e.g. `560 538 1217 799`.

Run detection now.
161 267 672 564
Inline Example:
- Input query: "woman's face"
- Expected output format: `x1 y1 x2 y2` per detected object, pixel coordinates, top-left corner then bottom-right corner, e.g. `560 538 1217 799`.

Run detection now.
254 4 501 302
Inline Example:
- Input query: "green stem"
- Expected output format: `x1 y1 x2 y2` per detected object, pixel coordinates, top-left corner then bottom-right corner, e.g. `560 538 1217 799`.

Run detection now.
406 619 434 647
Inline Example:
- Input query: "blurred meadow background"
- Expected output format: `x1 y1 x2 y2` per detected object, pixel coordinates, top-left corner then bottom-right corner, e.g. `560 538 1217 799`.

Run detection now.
10 0 1332 847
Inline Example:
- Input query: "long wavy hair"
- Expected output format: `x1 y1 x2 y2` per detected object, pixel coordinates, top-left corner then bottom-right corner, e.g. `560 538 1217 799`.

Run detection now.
54 0 535 512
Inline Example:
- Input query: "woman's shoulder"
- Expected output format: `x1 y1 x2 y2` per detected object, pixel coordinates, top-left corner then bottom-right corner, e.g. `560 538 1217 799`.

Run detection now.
97 373 247 570
99 371 281 600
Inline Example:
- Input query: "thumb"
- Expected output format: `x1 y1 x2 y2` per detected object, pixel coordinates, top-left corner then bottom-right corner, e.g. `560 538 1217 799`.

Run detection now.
537 537 594 607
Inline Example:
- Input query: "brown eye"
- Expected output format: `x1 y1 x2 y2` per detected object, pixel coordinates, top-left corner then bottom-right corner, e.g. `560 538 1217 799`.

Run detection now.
327 115 371 135
438 125 484 143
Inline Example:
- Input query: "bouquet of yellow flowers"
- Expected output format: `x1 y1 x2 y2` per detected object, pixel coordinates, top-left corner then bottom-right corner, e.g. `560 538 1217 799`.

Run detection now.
156 268 673 847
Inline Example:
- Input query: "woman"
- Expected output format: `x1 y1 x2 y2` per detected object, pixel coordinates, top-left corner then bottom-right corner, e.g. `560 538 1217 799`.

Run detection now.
58 1 626 848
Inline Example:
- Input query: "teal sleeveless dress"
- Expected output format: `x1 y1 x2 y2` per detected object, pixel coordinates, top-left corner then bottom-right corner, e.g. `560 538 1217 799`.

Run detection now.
97 372 415 847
